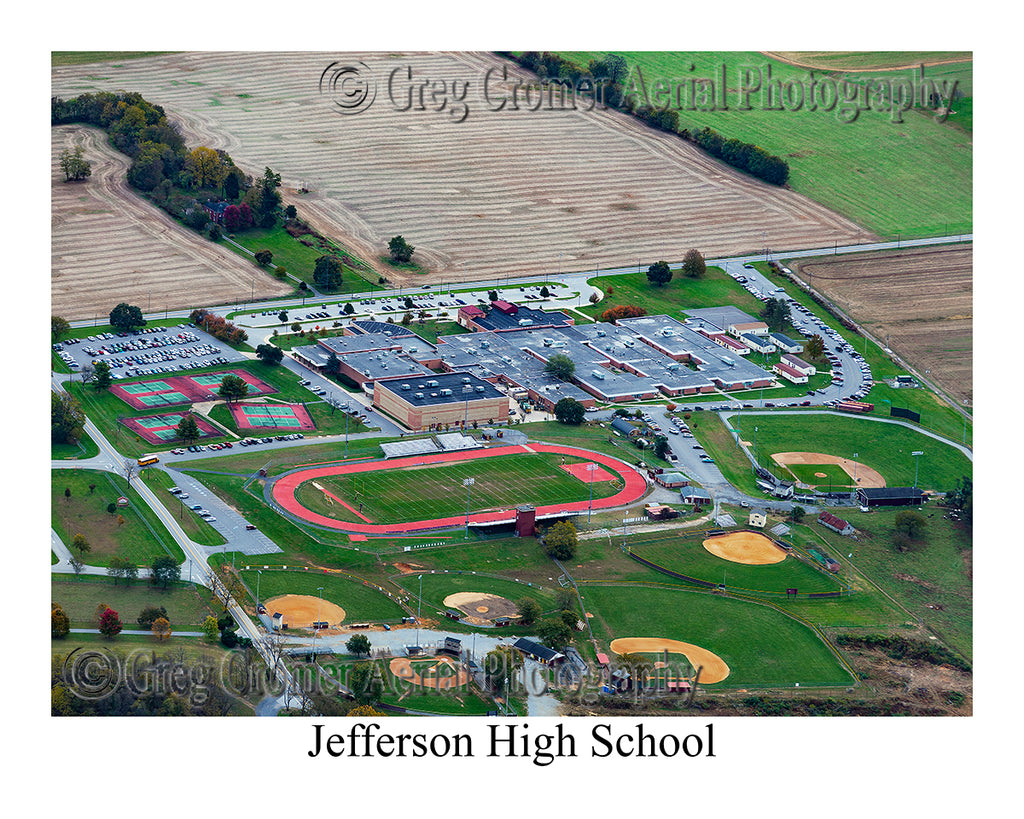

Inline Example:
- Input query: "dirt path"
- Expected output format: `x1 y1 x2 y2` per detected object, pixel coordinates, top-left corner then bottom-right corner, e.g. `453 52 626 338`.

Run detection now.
51 124 293 320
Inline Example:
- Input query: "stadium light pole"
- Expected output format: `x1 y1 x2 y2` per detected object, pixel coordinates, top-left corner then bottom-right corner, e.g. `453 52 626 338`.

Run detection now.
416 574 423 648
853 452 859 486
256 570 262 610
463 478 475 538
912 451 924 488
312 586 323 659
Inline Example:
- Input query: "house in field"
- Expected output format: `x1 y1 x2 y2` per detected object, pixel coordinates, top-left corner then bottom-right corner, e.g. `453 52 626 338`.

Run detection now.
202 200 230 224
818 511 855 536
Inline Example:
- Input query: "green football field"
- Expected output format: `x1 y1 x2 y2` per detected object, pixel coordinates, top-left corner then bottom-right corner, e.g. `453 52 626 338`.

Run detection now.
297 452 621 524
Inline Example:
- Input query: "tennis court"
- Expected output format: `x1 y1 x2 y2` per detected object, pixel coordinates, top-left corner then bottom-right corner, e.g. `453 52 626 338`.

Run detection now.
229 402 316 431
110 370 276 410
120 412 220 445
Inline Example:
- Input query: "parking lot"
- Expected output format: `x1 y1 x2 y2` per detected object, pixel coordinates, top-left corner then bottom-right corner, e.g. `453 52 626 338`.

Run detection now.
53 323 246 379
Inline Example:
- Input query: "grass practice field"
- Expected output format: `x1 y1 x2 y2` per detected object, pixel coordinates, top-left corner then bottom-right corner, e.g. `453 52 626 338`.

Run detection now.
628 530 844 595
272 443 647 534
297 451 620 525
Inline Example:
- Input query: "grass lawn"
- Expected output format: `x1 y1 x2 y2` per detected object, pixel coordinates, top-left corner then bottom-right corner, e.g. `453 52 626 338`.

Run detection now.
560 51 972 237
300 452 621 525
626 529 844 595
52 431 100 460
225 223 378 292
52 469 186 567
139 469 227 547
52 52 178 66
819 509 972 659
580 265 765 322
393 571 556 616
52 576 222 629
237 569 407 622
732 412 970 493
784 462 854 488
580 583 855 688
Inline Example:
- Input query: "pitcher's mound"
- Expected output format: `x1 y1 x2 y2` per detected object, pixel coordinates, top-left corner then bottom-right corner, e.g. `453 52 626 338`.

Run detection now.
610 637 730 684
443 592 518 620
263 594 346 628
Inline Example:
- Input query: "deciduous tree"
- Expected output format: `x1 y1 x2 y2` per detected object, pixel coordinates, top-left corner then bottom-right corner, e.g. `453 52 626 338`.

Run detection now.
177 414 200 444
52 603 70 639
92 360 112 390
59 146 92 181
515 597 541 626
52 316 71 342
544 353 575 382
646 260 672 287
388 235 414 264
109 302 146 332
51 392 85 444
186 146 227 189
218 374 249 403
98 607 123 638
152 617 172 641
543 520 578 560
554 397 585 425
682 248 706 279
71 533 90 557
255 344 284 365
313 255 344 290
150 556 180 590
346 633 372 657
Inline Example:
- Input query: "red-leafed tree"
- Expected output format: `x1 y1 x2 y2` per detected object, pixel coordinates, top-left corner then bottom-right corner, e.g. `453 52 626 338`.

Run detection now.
600 304 648 323
223 203 253 231
98 607 123 639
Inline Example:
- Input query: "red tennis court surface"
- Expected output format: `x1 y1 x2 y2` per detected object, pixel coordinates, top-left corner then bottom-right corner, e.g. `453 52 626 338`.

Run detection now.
560 462 617 482
110 370 275 410
270 443 647 535
120 412 220 445
229 402 316 431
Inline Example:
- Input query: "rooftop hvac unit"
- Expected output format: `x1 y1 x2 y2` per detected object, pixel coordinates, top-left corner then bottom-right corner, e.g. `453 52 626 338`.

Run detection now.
543 337 554 346
427 379 439 387
480 340 490 348
596 329 606 337
519 319 533 326
592 369 606 380
462 376 471 384
722 356 735 367
401 384 411 390
475 385 486 392
463 385 473 393
440 389 452 396
415 392 424 399
430 392 438 397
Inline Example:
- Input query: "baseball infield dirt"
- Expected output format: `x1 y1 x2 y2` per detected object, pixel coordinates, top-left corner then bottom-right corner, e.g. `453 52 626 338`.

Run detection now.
389 656 468 690
443 592 518 620
263 594 346 628
703 532 787 565
610 637 730 684
771 451 886 488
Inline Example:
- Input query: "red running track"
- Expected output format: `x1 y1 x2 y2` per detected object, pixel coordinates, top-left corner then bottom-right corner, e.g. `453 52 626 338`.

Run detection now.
270 443 648 535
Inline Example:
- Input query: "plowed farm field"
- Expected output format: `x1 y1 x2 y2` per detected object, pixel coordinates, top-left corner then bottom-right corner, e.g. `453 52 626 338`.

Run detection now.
792 245 972 404
51 125 293 320
52 52 869 286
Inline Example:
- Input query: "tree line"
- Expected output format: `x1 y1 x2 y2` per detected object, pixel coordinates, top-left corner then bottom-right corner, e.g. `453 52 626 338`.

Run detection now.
52 91 284 236
496 52 790 187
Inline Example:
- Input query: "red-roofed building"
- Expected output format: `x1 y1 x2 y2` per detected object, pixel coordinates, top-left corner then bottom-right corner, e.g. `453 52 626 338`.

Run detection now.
457 304 486 329
773 361 809 384
491 300 518 315
817 511 855 536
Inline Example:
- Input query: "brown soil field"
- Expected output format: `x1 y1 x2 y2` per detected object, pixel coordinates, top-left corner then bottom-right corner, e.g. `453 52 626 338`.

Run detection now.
442 591 518 621
52 52 869 287
791 246 972 405
702 531 787 565
389 656 468 690
51 125 293 320
263 594 346 628
609 637 730 684
770 452 886 489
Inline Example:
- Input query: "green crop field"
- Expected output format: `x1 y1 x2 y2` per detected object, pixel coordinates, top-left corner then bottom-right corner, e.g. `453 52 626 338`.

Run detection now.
297 452 621 524
559 51 972 237
626 530 845 595
581 584 855 688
